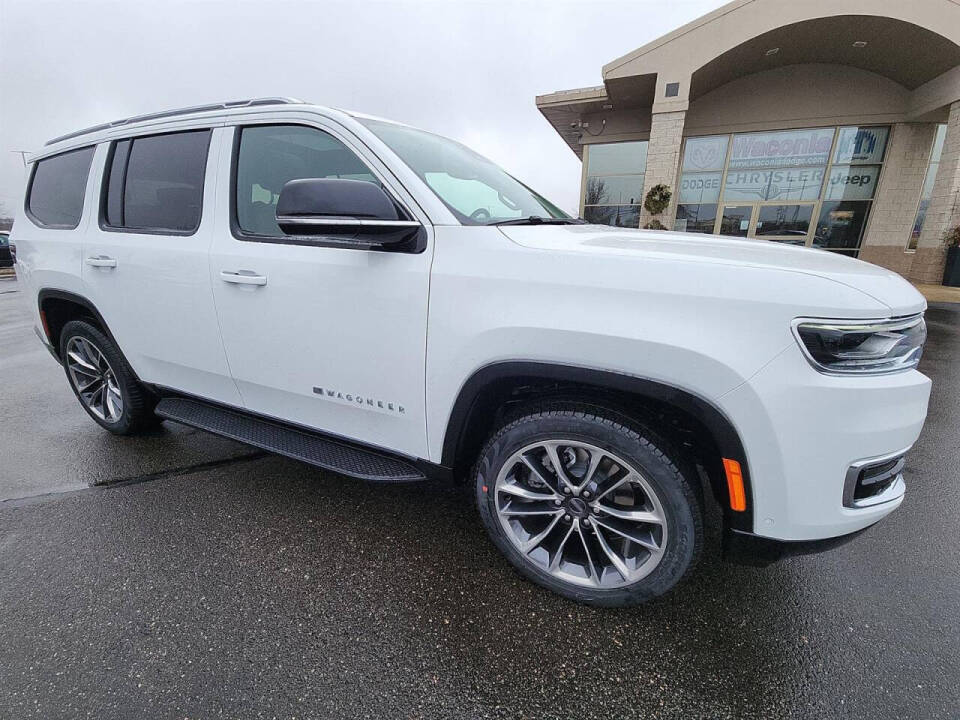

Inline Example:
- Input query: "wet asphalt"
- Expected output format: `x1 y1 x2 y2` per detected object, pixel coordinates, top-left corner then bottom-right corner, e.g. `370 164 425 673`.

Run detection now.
0 273 958 719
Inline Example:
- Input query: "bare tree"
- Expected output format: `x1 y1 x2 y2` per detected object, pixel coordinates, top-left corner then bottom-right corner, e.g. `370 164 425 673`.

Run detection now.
585 178 608 206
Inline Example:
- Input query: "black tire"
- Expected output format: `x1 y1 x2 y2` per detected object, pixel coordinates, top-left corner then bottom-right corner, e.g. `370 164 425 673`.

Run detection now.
475 402 702 607
59 319 159 435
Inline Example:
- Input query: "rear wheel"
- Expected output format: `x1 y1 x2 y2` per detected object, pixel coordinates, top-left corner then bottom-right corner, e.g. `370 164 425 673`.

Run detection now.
60 320 158 435
475 403 702 606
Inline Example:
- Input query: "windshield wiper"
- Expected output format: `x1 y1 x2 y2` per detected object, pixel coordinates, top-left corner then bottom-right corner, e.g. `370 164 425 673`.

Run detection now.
491 216 584 226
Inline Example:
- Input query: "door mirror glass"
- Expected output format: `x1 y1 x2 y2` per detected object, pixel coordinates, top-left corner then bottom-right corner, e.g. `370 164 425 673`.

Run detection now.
275 178 421 247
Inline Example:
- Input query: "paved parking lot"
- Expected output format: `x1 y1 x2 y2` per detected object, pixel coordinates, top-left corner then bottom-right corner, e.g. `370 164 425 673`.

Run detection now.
1 273 959 719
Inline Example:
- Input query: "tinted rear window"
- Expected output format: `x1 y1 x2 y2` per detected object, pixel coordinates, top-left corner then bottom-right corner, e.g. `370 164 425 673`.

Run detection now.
103 130 211 233
28 146 95 228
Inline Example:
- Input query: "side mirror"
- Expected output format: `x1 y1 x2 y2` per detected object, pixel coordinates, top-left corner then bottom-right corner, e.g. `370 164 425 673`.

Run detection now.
275 178 422 250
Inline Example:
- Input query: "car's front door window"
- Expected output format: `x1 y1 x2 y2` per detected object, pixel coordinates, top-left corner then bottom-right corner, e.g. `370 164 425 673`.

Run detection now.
235 124 380 237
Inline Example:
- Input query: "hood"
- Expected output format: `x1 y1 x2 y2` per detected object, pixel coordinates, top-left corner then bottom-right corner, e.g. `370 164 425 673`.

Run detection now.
498 225 926 316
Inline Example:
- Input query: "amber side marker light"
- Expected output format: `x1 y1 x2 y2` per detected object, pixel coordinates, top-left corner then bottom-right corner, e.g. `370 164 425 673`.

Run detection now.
39 309 52 342
723 458 747 512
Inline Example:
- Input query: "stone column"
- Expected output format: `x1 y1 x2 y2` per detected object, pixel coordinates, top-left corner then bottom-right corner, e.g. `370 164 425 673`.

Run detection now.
859 123 939 277
910 100 960 284
639 110 686 229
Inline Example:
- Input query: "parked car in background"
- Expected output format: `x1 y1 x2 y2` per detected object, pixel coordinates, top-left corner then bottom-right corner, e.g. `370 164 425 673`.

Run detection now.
12 98 931 606
0 233 14 267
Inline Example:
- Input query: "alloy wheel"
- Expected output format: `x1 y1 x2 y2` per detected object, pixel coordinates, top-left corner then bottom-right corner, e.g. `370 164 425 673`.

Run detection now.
494 440 668 588
65 336 124 423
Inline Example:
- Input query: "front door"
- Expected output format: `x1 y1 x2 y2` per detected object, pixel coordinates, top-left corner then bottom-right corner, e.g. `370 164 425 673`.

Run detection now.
82 127 243 406
208 122 433 459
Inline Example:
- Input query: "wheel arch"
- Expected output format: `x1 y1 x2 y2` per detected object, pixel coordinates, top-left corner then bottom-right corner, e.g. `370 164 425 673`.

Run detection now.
440 361 754 532
36 289 136 378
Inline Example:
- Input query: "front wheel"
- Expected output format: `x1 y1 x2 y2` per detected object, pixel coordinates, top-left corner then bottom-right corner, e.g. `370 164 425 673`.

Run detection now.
60 320 158 435
475 403 702 606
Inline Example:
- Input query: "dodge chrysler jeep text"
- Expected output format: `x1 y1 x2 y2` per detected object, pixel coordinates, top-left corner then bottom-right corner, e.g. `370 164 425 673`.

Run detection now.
12 98 931 606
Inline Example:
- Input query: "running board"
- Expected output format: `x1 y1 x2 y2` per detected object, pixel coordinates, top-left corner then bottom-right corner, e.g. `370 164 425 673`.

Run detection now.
155 397 426 483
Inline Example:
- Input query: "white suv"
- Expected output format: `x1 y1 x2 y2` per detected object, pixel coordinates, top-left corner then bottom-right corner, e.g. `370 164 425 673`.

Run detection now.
13 98 931 606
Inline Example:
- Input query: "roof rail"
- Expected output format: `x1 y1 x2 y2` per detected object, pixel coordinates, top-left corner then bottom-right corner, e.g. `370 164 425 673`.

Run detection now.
44 97 304 146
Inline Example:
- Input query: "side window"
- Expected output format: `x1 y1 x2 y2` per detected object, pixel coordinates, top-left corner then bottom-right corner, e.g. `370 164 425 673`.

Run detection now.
234 124 380 237
27 146 95 229
103 130 211 234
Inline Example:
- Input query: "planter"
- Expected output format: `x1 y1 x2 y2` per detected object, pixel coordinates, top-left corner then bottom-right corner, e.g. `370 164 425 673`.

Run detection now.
944 246 960 287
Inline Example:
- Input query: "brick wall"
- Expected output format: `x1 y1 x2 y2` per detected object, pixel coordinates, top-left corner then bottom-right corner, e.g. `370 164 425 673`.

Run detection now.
639 111 686 229
858 123 940 278
910 100 960 284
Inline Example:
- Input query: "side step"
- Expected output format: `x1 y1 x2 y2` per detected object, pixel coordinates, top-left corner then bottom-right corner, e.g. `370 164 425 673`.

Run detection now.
155 397 426 483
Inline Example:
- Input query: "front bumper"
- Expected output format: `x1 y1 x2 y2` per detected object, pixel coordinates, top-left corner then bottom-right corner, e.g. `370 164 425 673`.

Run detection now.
721 524 877 567
719 343 929 543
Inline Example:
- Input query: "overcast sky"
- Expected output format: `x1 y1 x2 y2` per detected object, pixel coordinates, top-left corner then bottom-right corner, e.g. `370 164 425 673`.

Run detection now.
0 0 726 217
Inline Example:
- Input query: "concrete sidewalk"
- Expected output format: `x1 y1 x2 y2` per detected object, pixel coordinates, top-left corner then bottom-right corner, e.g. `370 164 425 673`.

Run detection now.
915 283 960 304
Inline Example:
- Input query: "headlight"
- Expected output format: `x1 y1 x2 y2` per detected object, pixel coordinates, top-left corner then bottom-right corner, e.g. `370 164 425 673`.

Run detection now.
792 315 926 375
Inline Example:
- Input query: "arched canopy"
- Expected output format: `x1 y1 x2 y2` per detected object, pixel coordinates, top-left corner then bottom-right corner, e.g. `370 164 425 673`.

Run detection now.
690 15 960 101
537 0 960 153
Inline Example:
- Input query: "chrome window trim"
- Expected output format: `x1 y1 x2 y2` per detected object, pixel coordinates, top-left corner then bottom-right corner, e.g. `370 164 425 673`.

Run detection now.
275 216 421 228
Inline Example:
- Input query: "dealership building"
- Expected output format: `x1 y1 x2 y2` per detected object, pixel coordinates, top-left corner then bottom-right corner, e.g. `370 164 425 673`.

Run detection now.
536 0 960 284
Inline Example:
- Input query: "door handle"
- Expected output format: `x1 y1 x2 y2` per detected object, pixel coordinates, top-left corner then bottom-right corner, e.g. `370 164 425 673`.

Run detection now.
85 255 117 268
220 270 267 286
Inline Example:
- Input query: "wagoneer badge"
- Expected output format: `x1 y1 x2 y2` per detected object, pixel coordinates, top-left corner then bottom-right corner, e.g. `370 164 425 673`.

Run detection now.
313 386 405 415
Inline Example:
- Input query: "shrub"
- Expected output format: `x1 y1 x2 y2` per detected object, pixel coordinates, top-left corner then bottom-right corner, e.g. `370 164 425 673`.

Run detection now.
943 225 960 249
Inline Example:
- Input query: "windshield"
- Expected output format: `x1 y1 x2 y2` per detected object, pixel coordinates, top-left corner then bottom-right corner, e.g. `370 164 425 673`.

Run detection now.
360 119 570 225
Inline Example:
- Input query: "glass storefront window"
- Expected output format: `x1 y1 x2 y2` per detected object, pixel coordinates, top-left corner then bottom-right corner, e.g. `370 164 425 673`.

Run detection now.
674 204 717 234
755 205 814 243
583 205 641 228
678 172 722 204
833 126 889 165
584 125 893 252
676 136 727 233
583 141 648 227
671 125 889 255
909 124 947 250
724 167 825 202
720 206 752 237
682 136 728 172
588 142 648 175
824 165 881 201
814 201 871 253
585 175 644 206
729 128 835 170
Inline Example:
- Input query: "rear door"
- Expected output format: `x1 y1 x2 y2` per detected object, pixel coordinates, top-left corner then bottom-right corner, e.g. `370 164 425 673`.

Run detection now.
82 126 242 406
208 120 433 459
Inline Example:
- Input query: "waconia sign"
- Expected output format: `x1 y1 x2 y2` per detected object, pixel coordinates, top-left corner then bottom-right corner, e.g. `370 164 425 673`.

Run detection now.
679 126 888 205
729 128 835 170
